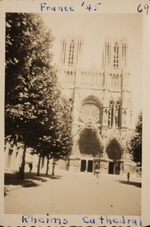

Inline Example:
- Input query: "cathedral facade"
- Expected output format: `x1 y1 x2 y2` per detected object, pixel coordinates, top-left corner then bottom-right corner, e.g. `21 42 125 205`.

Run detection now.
58 35 136 175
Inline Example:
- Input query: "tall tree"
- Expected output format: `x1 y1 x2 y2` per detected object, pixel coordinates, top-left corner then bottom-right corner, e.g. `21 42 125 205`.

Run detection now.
129 112 142 166
5 13 60 178
36 96 72 176
51 97 72 175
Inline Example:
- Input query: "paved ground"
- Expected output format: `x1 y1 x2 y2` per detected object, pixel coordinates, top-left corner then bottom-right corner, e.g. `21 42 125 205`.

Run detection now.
4 171 141 215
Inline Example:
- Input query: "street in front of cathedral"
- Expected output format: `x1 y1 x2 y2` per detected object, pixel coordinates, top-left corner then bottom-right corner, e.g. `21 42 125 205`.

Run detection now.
5 170 141 215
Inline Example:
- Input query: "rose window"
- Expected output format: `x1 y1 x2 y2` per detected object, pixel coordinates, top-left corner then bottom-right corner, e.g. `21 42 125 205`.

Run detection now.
80 103 100 123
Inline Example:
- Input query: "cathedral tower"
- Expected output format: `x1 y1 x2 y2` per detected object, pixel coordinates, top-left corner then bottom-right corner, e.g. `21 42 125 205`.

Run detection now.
59 35 135 176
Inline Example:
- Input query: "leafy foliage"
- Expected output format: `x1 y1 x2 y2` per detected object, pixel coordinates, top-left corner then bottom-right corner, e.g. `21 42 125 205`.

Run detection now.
36 96 72 175
5 13 57 147
5 13 73 177
51 97 72 160
129 112 142 166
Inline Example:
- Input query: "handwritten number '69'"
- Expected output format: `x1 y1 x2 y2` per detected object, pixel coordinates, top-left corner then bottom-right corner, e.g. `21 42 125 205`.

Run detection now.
137 4 149 15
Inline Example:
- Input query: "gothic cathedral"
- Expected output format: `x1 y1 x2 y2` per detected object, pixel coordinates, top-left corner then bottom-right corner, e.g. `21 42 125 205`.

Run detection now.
58 35 136 175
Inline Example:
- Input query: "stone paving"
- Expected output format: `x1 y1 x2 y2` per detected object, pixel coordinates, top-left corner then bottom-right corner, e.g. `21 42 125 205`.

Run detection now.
4 171 141 215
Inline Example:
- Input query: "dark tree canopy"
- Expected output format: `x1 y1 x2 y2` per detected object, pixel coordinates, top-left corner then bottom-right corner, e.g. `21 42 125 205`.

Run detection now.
129 112 142 166
53 97 72 160
5 13 57 146
5 13 72 177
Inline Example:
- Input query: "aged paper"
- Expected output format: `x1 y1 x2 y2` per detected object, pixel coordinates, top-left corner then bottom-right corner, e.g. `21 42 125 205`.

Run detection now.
1 0 150 226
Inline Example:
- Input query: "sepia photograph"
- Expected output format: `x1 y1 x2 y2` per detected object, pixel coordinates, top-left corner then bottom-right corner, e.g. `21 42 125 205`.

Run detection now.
4 12 142 216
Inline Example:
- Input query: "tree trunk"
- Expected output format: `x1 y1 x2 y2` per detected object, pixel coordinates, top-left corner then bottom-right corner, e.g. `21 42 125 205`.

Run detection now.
21 143 26 179
37 155 42 176
46 156 49 175
52 158 55 176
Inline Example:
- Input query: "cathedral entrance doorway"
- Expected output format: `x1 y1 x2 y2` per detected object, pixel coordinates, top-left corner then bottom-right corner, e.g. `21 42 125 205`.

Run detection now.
106 139 122 175
108 162 114 174
80 159 93 172
79 129 102 157
108 161 121 174
87 160 93 172
79 129 101 173
80 160 86 172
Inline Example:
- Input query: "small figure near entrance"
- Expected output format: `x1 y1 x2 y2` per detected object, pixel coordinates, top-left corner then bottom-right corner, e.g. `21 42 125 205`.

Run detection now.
127 172 130 182
29 162 33 173
94 162 100 177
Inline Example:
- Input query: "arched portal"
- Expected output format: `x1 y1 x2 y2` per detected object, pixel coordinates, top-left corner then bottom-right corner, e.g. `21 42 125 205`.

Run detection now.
79 129 102 157
106 139 122 175
79 129 102 172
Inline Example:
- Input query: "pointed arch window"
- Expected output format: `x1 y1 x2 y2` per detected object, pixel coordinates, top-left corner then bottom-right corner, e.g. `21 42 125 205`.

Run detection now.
68 40 75 66
115 101 121 127
123 110 127 126
61 40 67 65
108 100 114 127
113 43 119 69
109 74 112 88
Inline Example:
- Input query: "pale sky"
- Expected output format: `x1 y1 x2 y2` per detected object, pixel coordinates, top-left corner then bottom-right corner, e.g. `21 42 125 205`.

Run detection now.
42 13 143 126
